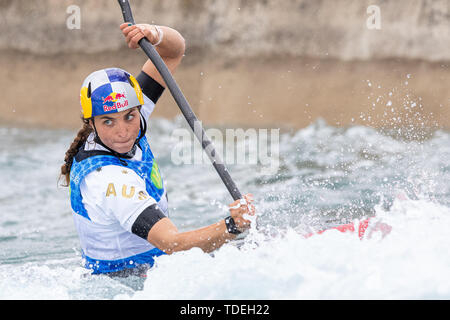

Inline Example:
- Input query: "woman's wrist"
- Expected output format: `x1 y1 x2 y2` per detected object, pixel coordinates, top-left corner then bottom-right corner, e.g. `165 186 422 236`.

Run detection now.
153 26 185 58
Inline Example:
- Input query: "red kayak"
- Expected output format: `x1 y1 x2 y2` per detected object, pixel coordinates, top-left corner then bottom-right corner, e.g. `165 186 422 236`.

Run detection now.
304 217 392 239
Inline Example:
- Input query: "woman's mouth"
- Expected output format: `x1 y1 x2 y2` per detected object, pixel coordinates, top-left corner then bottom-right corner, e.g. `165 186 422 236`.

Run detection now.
113 139 134 152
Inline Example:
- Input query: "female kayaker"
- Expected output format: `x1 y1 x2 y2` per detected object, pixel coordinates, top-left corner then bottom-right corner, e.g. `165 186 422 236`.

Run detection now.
60 22 255 276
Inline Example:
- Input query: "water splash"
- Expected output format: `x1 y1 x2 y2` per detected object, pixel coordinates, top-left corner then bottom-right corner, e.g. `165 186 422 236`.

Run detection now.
0 118 448 299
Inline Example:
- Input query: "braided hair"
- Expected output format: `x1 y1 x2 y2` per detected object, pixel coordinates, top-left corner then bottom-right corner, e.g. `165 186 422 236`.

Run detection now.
59 119 92 187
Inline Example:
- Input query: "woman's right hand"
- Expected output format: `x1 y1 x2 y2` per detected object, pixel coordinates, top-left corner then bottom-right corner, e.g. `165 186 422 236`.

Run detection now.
119 23 161 49
228 194 256 232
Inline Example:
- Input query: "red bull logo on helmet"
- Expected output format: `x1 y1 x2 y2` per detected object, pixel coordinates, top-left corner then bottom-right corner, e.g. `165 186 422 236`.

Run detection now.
102 92 128 112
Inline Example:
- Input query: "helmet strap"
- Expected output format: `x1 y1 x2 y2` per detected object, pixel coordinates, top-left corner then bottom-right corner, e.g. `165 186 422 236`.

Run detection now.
135 107 147 144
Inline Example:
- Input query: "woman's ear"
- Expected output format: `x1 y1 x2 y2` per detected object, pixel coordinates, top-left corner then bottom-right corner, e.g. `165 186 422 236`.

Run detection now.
83 118 94 131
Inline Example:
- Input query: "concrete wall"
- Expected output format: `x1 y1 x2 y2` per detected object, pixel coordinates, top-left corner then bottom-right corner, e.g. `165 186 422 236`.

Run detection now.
0 0 448 131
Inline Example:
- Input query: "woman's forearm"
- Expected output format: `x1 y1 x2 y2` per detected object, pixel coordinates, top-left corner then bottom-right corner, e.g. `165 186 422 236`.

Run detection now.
148 218 236 255
171 220 236 254
148 196 254 255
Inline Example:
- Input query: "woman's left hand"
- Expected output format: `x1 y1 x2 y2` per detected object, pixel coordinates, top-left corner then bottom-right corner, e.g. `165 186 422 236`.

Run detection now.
120 23 161 49
228 194 256 232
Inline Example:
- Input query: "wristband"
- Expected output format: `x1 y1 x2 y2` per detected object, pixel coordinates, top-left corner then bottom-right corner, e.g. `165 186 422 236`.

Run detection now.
153 25 163 46
224 216 242 235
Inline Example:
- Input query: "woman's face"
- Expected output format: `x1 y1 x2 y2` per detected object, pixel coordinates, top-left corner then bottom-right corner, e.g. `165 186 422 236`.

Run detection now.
93 107 141 154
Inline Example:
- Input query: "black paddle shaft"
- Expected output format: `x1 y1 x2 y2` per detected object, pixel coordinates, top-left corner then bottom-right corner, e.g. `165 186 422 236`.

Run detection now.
117 0 243 201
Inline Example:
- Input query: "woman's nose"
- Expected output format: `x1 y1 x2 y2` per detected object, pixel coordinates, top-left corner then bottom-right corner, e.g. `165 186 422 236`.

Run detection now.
115 121 128 137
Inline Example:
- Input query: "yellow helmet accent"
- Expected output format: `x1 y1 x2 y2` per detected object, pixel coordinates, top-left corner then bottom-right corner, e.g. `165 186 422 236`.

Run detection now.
80 86 92 119
128 74 145 106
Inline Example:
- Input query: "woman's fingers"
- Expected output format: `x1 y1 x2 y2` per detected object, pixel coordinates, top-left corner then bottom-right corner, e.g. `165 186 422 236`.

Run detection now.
228 194 255 213
121 24 159 48
247 203 256 215
228 194 256 231
121 23 137 37
120 23 145 48
124 27 142 47
122 25 138 43
129 31 145 48
119 22 131 30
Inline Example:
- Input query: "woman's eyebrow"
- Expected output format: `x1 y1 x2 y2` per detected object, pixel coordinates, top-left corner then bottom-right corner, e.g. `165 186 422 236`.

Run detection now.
98 109 136 120
125 109 138 116
98 115 115 120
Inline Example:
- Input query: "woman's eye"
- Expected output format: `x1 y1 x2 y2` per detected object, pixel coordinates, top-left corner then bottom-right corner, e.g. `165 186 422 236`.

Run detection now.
126 113 135 121
103 119 113 126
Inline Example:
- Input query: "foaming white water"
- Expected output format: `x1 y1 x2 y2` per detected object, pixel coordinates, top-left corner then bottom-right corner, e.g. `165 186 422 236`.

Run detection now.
0 121 448 299
0 258 138 299
117 197 450 300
